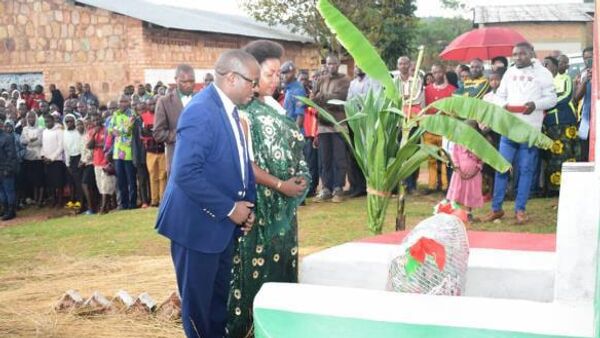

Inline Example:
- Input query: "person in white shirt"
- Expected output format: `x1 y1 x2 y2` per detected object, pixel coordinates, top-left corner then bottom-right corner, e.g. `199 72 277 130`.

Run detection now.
41 114 65 208
481 42 557 225
63 114 83 210
20 111 44 207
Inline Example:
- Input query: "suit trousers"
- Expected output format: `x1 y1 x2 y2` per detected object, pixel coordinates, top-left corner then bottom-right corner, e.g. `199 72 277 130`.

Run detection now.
115 159 137 209
146 152 167 205
318 132 347 192
171 236 234 338
423 132 447 190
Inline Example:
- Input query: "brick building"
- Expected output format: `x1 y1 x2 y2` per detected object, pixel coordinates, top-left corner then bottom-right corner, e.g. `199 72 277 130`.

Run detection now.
474 3 595 58
0 0 320 104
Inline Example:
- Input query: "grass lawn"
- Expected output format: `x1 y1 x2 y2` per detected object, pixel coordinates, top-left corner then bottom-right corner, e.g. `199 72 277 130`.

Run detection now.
0 192 558 337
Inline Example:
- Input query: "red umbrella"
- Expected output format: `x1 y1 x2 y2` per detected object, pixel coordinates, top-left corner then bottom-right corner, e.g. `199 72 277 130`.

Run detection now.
439 27 529 61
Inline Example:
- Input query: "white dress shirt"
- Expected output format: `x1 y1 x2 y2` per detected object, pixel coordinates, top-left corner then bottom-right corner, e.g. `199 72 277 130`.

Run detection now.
181 93 193 108
214 84 248 187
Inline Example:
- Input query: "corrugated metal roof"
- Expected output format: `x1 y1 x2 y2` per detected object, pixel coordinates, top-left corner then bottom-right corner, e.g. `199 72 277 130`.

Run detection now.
474 3 594 24
75 0 313 43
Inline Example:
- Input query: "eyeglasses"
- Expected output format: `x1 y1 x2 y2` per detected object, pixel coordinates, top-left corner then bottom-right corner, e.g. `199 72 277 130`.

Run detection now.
217 70 259 88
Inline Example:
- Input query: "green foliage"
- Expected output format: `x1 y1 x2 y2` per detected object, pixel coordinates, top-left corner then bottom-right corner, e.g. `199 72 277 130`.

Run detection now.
419 114 511 172
240 0 417 66
428 96 554 149
316 0 399 101
302 0 553 234
414 16 472 68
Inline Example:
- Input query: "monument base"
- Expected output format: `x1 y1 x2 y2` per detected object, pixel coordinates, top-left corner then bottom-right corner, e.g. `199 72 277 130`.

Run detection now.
254 163 599 337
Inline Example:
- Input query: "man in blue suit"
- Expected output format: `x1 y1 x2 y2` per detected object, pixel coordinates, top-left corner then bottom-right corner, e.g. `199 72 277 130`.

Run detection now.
156 50 260 338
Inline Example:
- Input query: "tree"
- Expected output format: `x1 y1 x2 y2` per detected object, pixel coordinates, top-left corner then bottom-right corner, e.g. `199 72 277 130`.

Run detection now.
300 0 553 234
240 0 417 68
414 17 473 69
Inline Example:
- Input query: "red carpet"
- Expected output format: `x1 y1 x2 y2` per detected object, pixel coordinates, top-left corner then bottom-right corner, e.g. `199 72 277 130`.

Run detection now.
359 231 556 252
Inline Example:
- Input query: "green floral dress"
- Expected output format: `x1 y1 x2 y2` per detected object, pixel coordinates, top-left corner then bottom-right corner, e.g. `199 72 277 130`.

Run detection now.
541 73 581 193
226 98 310 338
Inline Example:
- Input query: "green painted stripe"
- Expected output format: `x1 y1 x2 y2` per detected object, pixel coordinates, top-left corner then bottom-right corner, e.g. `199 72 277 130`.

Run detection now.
254 308 586 338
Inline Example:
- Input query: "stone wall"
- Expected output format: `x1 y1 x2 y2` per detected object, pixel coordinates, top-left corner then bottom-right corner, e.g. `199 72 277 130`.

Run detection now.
0 0 141 104
0 0 320 106
139 25 321 81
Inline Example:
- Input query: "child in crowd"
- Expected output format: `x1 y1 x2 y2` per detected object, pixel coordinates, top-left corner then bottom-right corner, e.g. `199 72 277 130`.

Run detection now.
63 114 83 210
41 114 64 208
78 118 96 215
446 120 484 222
89 114 116 214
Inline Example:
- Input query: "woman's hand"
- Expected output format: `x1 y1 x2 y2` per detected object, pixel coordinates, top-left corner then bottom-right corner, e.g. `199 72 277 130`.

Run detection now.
278 177 307 197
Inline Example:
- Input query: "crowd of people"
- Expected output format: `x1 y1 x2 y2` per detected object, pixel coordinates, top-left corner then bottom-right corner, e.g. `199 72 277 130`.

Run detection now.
0 71 213 221
0 39 594 337
0 44 595 226
394 43 593 224
271 43 593 225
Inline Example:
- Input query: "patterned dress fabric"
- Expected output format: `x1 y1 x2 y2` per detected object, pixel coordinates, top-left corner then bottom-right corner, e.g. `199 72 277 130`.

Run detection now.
226 98 310 338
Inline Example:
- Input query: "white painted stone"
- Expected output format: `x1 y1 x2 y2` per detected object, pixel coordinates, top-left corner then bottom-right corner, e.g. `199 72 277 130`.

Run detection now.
255 283 594 338
465 249 554 302
300 243 555 302
554 163 599 303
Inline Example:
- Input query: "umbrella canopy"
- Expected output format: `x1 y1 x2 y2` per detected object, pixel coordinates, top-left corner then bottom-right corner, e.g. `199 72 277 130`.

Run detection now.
439 27 529 61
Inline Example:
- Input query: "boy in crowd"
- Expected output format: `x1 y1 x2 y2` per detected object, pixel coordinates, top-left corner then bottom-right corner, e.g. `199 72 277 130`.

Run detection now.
41 114 65 208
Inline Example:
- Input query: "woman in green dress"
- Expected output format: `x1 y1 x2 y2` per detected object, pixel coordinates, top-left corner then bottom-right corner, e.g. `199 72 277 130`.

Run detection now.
226 40 310 338
541 56 580 195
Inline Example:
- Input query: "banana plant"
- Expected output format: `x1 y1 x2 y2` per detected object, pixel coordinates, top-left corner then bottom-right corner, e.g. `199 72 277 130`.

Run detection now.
300 0 553 234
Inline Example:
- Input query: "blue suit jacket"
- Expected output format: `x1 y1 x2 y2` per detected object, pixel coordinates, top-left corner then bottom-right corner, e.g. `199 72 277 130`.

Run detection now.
155 84 256 253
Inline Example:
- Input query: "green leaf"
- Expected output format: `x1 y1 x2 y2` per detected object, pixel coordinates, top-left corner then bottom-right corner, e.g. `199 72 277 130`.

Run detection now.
420 115 512 173
394 149 430 185
429 96 553 149
384 144 421 189
419 143 449 163
385 107 406 118
317 0 398 102
339 113 368 124
405 254 420 277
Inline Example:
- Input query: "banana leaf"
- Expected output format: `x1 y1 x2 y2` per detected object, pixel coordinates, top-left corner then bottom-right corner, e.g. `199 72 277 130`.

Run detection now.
308 0 558 234
317 0 398 102
428 96 553 149
419 114 511 173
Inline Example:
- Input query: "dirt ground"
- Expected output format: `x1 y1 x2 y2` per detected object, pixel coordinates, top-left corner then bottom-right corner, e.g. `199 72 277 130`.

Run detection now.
0 255 183 337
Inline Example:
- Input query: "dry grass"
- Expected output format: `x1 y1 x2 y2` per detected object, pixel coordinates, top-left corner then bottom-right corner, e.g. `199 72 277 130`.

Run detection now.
0 190 558 337
0 255 181 337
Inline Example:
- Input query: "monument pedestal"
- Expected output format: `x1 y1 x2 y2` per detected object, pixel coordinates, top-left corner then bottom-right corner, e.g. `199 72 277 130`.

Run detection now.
254 165 600 337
